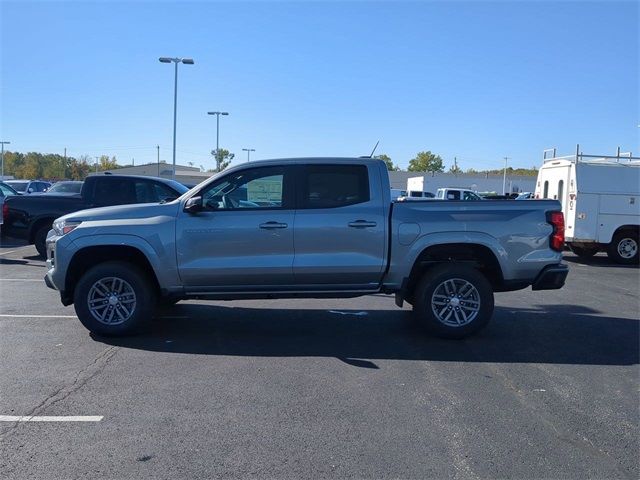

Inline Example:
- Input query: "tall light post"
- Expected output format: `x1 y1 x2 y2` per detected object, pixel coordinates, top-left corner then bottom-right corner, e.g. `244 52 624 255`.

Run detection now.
502 156 510 195
159 57 195 179
242 148 255 162
207 111 229 170
0 141 9 179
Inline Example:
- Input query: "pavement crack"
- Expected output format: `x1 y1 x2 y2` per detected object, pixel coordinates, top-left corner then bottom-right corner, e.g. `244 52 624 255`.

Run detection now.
0 346 118 438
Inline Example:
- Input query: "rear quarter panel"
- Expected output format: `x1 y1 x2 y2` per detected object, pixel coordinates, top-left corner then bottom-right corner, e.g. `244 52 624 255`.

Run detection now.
385 199 563 287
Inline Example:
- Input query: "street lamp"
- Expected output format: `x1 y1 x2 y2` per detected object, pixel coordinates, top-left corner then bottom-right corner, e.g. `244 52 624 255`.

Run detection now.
207 111 229 170
502 156 510 195
242 148 255 162
0 141 9 179
159 57 194 179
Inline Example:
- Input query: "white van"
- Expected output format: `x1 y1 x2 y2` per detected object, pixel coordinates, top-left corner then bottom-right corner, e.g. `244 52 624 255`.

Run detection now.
436 188 483 201
535 146 639 264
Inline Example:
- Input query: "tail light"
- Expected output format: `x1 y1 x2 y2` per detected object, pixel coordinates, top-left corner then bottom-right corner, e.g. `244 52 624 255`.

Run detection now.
548 211 565 252
2 202 8 220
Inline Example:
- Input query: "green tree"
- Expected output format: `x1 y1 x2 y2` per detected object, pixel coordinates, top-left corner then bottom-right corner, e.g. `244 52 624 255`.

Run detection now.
211 148 234 172
408 151 444 173
374 154 400 171
448 157 462 174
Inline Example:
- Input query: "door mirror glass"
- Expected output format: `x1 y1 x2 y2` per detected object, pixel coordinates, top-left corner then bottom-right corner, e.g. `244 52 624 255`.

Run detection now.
27 187 34 193
184 196 203 213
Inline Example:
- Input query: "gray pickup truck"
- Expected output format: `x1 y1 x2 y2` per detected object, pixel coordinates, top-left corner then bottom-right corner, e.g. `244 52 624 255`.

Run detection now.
45 158 568 338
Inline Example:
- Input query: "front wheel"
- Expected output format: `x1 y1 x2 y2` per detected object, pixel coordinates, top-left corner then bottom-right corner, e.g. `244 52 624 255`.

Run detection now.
73 261 156 336
607 232 639 265
413 264 494 339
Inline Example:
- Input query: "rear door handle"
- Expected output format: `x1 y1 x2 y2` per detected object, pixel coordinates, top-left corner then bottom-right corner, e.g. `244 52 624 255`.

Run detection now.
348 220 377 228
259 221 288 229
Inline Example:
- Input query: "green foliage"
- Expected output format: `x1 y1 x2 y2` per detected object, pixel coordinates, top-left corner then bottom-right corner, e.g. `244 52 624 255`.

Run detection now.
211 148 235 172
1 151 119 180
465 166 538 176
374 154 400 171
408 151 444 173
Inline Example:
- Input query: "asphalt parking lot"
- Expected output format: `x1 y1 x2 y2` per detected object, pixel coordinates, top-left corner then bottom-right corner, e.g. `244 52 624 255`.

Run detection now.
0 241 638 479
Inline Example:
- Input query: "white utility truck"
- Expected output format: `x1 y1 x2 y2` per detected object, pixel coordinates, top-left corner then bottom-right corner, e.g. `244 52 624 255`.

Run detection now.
535 146 639 264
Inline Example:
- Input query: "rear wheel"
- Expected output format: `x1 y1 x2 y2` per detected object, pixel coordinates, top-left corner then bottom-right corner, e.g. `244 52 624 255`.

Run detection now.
570 244 599 258
413 264 494 339
73 261 156 336
607 231 639 265
34 224 50 258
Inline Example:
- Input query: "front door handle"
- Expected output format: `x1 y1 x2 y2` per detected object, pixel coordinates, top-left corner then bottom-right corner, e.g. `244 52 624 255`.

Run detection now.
259 221 288 229
348 220 377 228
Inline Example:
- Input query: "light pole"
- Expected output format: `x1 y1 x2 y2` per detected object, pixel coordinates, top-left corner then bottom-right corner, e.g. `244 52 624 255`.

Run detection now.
207 111 229 170
159 57 195 179
502 156 510 195
242 148 255 162
0 141 9 179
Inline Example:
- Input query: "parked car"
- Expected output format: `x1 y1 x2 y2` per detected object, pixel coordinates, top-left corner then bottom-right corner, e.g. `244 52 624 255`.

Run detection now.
44 181 84 195
436 187 484 200
3 174 188 257
44 157 568 338
5 180 51 195
535 146 639 264
515 192 534 200
0 181 18 229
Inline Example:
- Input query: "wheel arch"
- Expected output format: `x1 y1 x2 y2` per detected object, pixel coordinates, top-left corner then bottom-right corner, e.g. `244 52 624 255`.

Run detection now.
64 245 161 303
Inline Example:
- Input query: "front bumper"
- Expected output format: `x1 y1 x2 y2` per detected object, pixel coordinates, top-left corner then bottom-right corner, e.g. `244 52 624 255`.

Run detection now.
531 263 569 291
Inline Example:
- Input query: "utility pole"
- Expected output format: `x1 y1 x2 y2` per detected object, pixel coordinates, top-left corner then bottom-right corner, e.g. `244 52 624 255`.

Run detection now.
454 156 458 174
95 156 100 173
207 111 229 170
0 141 9 179
157 145 160 176
159 57 195 179
502 156 510 195
63 147 67 179
242 148 255 162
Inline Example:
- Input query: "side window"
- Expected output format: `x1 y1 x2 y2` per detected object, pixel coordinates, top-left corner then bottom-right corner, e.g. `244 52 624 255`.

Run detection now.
301 165 369 209
558 180 564 202
543 181 549 199
153 182 180 202
447 190 461 200
201 167 286 210
93 178 136 205
134 181 158 203
463 191 477 200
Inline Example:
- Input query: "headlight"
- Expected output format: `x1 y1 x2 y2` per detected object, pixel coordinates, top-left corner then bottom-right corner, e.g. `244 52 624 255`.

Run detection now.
53 219 81 236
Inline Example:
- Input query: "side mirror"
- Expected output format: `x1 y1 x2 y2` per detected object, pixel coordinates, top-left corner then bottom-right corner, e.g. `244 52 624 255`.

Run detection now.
27 188 34 193
184 196 203 213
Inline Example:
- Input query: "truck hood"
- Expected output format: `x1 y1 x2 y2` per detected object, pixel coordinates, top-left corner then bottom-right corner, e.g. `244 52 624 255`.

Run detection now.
59 202 180 223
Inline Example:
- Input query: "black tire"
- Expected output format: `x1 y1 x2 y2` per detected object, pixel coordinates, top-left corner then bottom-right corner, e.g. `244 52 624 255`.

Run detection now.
607 231 639 265
73 261 157 336
413 264 494 339
570 244 599 258
34 224 50 258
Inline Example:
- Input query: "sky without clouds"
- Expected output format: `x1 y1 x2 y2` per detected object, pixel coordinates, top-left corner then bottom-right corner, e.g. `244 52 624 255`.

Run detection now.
1 0 638 171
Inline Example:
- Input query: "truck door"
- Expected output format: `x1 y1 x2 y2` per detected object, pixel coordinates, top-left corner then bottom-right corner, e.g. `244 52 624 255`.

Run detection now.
176 165 296 288
292 164 386 289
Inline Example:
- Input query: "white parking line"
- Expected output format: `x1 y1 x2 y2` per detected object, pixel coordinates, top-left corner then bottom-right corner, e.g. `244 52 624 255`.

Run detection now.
0 245 32 255
0 314 77 318
0 415 103 422
0 279 44 282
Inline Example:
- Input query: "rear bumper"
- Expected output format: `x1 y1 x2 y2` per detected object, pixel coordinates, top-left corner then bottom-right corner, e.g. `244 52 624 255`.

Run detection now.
531 264 569 291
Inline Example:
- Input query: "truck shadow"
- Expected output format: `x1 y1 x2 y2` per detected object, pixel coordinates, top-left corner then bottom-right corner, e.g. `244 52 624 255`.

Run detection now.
563 253 638 269
96 303 639 367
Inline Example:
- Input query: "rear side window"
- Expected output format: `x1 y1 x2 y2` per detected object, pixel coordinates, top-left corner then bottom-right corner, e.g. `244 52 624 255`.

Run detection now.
93 177 137 205
301 165 369 209
543 181 549 199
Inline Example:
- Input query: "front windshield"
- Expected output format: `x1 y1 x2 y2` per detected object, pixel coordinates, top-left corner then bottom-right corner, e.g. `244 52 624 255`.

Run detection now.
7 181 28 192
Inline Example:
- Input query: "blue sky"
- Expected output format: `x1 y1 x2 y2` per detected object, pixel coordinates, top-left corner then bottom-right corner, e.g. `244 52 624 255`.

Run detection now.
1 0 638 171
